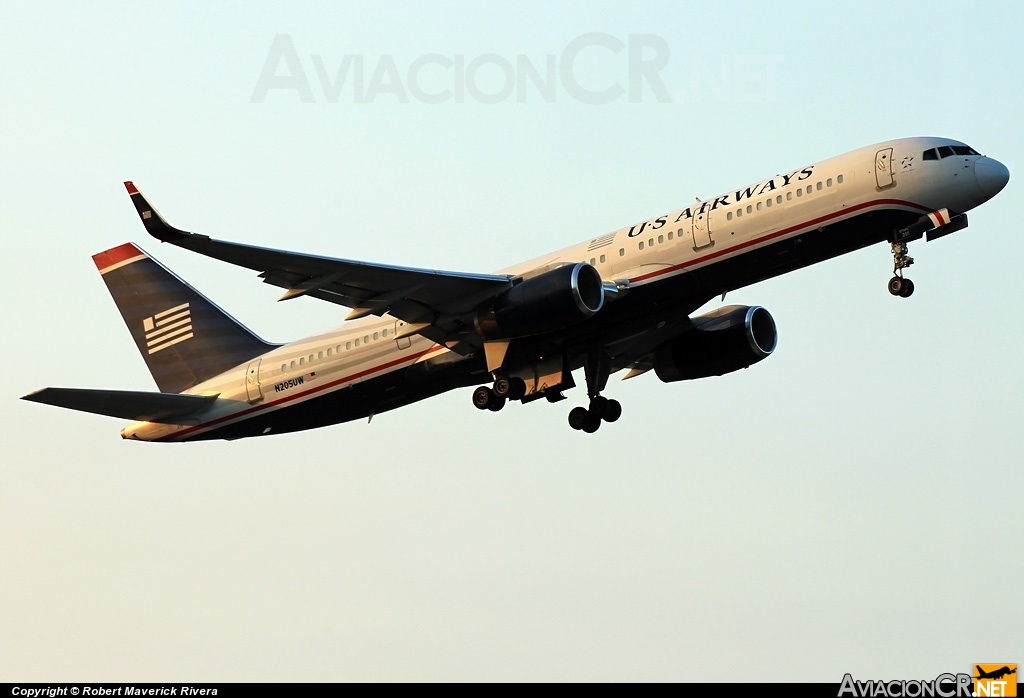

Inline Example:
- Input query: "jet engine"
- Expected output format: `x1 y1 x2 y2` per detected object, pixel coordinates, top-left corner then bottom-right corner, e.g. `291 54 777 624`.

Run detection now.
653 305 777 382
476 262 605 338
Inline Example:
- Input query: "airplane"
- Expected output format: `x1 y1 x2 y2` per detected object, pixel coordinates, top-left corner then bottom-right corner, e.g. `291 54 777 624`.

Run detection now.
975 666 1016 681
21 137 1009 441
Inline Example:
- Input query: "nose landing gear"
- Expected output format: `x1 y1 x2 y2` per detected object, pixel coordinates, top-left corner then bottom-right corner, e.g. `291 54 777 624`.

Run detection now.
888 241 915 298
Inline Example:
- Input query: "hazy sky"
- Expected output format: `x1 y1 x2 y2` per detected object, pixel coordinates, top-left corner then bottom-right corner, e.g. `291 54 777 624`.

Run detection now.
3 0 1021 682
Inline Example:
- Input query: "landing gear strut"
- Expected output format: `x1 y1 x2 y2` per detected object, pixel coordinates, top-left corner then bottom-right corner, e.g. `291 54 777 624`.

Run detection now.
568 351 622 433
888 241 915 298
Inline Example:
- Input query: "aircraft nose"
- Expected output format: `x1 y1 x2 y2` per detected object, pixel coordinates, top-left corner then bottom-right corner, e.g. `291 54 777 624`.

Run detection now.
975 156 1010 200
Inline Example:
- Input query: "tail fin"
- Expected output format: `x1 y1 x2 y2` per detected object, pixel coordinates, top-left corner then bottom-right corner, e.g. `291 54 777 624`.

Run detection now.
93 242 277 393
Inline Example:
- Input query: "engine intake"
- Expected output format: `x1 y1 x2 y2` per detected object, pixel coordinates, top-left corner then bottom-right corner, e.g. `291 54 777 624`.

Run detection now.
654 305 777 382
476 262 604 339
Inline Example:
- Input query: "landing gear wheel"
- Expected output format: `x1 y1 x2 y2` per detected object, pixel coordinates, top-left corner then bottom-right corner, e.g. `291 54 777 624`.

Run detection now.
602 399 622 423
581 414 601 433
899 278 915 298
568 406 589 430
488 396 506 412
888 276 906 296
589 395 608 419
472 386 494 410
492 374 512 399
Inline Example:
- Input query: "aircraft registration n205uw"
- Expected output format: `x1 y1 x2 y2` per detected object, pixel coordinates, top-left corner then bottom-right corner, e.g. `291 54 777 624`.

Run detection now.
22 137 1009 441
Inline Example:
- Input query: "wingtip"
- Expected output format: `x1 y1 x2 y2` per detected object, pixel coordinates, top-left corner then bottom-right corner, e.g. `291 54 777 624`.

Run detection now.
123 181 193 243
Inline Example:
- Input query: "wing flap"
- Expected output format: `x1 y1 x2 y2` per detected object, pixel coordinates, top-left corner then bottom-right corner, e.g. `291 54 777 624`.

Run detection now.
21 388 218 424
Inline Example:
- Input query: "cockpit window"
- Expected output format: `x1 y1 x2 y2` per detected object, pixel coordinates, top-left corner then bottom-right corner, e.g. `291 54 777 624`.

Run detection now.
924 145 980 161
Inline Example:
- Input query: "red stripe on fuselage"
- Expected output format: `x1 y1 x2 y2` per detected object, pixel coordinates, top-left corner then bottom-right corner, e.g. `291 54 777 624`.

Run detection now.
159 346 441 441
630 198 932 284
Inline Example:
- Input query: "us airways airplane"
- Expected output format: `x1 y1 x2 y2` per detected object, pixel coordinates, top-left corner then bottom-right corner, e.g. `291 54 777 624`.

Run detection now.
22 137 1009 441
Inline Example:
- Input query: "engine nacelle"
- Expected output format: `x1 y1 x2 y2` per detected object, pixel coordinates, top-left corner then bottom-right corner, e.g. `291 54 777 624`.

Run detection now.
476 262 605 339
654 305 777 382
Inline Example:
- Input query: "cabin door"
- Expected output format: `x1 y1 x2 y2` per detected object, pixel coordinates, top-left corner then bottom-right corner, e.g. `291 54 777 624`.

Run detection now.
875 147 895 189
395 319 412 350
691 206 713 250
245 359 263 403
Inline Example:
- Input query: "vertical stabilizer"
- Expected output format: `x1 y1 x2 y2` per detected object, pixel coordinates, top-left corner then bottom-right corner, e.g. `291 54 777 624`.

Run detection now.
93 242 276 393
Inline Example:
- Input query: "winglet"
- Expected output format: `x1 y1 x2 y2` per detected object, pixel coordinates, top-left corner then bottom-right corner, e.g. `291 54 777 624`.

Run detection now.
123 181 198 243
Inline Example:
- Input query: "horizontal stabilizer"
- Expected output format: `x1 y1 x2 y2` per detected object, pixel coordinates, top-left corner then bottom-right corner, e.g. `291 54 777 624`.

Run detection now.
21 388 218 424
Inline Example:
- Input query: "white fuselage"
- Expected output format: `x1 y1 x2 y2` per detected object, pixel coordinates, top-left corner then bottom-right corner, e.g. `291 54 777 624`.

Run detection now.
121 136 1006 441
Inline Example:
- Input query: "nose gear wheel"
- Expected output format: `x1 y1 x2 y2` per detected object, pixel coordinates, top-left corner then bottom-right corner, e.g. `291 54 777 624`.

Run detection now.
888 242 915 298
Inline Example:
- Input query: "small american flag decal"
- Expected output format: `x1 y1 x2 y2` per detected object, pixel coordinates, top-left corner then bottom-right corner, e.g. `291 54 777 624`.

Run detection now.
144 303 193 354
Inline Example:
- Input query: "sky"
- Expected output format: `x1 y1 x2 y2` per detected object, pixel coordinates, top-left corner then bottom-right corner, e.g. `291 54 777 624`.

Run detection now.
2 0 1021 682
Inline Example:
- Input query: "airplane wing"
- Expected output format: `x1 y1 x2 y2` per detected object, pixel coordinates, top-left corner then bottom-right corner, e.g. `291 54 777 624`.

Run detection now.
124 182 514 348
22 388 218 424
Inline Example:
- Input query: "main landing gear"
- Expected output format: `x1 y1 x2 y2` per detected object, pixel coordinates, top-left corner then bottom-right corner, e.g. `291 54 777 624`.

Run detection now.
888 241 915 298
471 371 527 413
567 350 622 434
567 396 622 433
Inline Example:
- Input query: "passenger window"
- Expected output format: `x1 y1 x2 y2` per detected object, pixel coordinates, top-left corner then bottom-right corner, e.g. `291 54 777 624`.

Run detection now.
766 198 772 208
281 364 287 373
756 202 762 211
309 354 314 363
619 248 624 257
826 178 832 187
806 185 812 194
638 241 644 250
346 341 351 350
354 339 360 347
837 174 844 184
787 191 793 200
600 254 606 263
816 182 823 191
727 211 733 220
796 189 802 198
373 332 379 341
364 335 369 344
382 329 388 338
590 258 595 265
737 208 742 217
299 357 305 366
776 195 782 204
667 231 673 240
746 205 752 214
658 235 664 244
290 360 296 369
318 351 323 360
